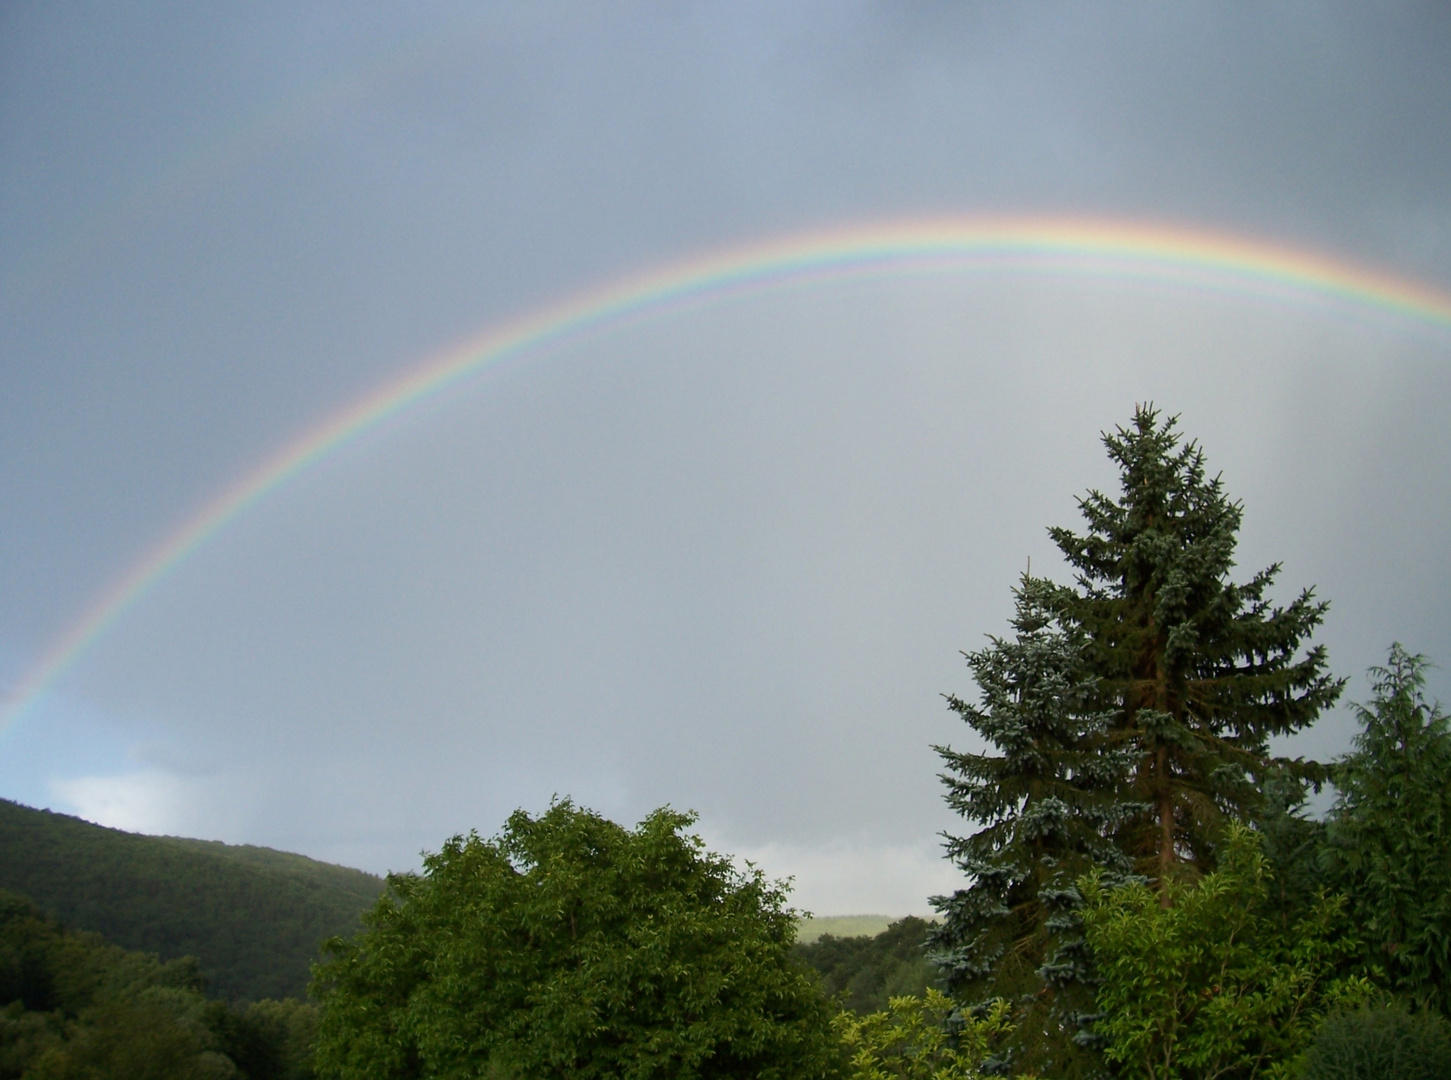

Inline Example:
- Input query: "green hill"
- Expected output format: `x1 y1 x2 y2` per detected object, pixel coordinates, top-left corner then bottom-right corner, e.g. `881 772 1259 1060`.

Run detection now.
796 915 902 944
0 799 383 1001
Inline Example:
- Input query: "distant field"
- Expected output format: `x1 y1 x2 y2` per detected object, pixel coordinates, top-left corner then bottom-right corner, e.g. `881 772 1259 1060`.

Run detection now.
796 914 930 943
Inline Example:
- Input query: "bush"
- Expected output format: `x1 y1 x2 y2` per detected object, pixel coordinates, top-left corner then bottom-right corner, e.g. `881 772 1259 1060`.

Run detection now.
832 990 1010 1080
1082 826 1371 1080
1302 1005 1451 1080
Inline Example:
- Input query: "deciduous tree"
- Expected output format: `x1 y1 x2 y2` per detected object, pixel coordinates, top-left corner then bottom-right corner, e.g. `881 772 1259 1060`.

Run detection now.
311 800 842 1080
1082 826 1370 1080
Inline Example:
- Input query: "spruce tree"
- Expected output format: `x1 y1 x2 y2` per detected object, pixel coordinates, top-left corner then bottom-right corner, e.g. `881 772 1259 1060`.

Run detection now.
1048 405 1342 891
929 575 1135 1075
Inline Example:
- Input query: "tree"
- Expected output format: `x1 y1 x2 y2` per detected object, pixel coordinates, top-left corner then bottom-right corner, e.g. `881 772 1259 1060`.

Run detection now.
1048 406 1341 891
1082 825 1371 1080
1325 645 1451 1012
311 801 842 1080
928 575 1135 1074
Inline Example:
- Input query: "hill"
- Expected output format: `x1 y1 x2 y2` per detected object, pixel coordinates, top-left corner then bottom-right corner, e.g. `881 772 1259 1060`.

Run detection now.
0 798 383 1001
793 915 940 1014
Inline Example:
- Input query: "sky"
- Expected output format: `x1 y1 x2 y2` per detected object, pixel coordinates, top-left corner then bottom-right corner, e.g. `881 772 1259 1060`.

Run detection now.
2 2 1451 914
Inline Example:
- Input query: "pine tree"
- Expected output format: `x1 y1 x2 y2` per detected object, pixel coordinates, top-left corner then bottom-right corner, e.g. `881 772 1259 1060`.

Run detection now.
928 575 1135 1075
1326 645 1451 1013
1048 405 1342 893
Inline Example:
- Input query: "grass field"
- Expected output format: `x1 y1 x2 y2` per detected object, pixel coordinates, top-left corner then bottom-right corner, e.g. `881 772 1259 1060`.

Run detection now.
796 914 930 943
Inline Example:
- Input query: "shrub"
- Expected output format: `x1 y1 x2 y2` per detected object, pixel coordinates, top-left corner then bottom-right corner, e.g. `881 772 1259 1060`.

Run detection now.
832 989 1011 1080
1301 1005 1451 1080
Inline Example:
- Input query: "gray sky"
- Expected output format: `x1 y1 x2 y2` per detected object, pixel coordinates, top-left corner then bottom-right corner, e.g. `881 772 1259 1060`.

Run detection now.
2 2 1450 913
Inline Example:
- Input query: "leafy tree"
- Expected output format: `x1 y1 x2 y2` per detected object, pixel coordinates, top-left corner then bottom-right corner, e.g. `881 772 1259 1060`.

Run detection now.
1325 645 1451 1012
832 990 1011 1080
311 800 843 1080
1082 825 1371 1080
1048 406 1341 889
239 997 319 1080
928 575 1135 1075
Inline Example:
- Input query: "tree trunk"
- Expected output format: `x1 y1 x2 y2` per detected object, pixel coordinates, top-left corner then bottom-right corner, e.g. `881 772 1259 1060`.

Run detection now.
1157 750 1174 908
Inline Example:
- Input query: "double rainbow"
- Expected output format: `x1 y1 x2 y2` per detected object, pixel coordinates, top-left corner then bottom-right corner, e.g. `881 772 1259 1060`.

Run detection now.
8 216 1451 731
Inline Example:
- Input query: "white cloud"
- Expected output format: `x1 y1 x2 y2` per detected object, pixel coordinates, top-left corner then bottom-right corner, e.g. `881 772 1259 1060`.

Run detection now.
48 769 260 842
723 834 961 917
50 770 197 834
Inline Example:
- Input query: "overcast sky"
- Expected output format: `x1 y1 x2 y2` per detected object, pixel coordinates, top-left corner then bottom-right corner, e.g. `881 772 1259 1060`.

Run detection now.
2 2 1450 913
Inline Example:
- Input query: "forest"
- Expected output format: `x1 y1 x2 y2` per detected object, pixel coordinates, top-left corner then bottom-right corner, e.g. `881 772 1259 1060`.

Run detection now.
0 800 381 1001
4 405 1450 1079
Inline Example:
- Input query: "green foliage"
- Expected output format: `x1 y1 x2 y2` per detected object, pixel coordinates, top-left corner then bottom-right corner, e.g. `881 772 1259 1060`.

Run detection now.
1324 645 1451 1012
0 799 382 1000
795 917 939 1015
1082 826 1370 1080
832 990 1011 1080
1048 406 1341 885
0 888 318 1079
311 800 843 1080
1248 773 1332 931
930 575 1134 1075
1301 1003 1451 1080
237 998 319 1080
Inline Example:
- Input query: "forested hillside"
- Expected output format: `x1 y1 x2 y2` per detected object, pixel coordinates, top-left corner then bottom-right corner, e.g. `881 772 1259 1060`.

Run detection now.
0 800 382 1001
0 889 316 1078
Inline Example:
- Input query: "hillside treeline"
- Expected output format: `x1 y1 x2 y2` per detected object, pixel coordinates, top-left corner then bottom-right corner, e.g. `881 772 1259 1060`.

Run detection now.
0 801 382 1001
0 890 315 1079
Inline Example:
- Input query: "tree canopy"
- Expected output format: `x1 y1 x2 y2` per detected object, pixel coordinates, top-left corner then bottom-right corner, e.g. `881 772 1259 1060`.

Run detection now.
311 800 842 1080
793 917 938 1016
929 406 1345 1074
0 890 316 1080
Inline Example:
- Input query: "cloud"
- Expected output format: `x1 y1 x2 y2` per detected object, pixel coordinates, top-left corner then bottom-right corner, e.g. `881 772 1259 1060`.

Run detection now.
724 833 961 917
50 770 204 836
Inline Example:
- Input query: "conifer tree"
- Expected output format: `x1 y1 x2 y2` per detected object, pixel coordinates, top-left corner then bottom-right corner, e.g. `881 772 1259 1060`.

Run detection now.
1326 645 1451 1013
1048 405 1342 891
929 575 1135 1075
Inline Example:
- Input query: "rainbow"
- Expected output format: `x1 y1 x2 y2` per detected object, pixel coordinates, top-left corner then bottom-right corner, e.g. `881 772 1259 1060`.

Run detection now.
8 215 1451 731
